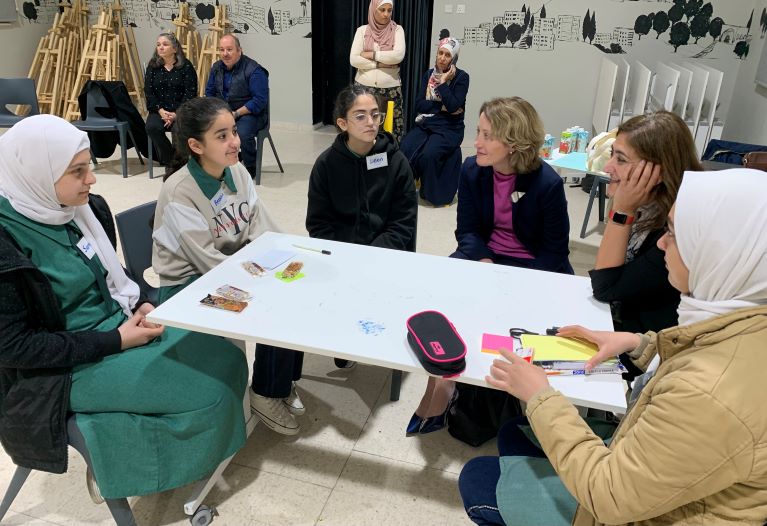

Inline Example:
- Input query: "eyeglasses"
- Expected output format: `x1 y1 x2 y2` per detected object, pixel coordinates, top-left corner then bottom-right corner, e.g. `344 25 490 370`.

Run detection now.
349 112 384 124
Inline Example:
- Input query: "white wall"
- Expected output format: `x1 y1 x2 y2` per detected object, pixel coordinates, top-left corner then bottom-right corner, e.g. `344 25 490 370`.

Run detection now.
722 0 767 144
431 0 758 147
0 18 50 78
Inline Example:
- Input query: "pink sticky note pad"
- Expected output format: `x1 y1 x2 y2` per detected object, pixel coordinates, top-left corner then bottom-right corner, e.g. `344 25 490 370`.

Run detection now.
481 333 515 355
481 333 533 362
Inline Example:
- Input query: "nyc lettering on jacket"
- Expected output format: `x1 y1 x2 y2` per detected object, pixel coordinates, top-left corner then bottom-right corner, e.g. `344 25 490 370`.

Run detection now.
212 201 251 238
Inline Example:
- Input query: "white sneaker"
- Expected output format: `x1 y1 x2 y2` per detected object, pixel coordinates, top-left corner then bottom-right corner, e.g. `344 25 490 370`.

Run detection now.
283 382 305 416
249 390 300 435
86 466 104 505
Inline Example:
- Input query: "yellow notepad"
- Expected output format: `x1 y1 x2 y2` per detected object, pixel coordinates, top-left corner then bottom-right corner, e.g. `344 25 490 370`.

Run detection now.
520 334 598 362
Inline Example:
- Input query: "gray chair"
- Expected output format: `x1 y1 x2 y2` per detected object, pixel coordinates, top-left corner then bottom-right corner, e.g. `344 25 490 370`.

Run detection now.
0 416 137 525
72 86 144 179
115 201 159 306
0 78 39 129
253 99 284 185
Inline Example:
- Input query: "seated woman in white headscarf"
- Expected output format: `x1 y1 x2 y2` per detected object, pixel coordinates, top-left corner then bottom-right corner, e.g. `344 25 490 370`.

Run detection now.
458 168 767 525
0 115 247 500
399 37 469 206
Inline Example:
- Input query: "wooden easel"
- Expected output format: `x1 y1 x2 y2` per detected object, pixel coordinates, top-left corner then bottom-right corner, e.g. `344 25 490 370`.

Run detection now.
173 3 200 68
196 5 230 97
27 0 89 117
63 8 119 121
111 0 146 116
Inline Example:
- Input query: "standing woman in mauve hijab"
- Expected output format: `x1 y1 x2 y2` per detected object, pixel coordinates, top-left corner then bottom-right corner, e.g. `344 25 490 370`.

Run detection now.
350 0 406 143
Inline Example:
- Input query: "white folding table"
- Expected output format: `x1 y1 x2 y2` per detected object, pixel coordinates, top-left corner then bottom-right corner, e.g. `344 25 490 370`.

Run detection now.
147 231 626 518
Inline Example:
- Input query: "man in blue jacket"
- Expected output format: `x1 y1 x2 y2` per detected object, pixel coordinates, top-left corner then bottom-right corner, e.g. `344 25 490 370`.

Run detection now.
205 34 268 179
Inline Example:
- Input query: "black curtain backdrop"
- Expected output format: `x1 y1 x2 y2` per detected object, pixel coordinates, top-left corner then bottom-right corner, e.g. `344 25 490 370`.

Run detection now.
313 1 434 128
395 0 434 135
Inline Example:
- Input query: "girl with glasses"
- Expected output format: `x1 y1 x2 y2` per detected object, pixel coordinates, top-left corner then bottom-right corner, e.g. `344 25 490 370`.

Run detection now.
306 84 417 368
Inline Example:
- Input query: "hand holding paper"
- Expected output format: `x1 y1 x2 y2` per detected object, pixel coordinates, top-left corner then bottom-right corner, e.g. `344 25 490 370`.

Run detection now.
556 326 642 371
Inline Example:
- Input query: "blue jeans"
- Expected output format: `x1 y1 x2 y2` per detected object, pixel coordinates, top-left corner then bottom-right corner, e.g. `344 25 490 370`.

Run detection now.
459 456 505 525
235 113 263 168
458 417 546 525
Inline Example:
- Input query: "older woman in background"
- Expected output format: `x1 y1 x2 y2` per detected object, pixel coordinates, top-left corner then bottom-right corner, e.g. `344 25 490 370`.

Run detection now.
400 37 469 206
144 32 197 176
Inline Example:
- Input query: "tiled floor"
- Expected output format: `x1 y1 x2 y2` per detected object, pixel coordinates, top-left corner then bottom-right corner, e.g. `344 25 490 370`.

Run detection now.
0 126 604 525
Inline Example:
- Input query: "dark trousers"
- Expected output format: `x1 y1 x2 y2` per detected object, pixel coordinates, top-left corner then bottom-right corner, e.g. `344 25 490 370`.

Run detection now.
400 125 462 206
235 113 262 168
251 344 304 398
146 112 175 166
458 417 543 526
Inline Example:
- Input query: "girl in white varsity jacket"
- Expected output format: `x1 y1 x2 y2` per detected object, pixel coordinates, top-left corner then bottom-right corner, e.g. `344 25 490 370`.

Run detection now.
152 97 305 436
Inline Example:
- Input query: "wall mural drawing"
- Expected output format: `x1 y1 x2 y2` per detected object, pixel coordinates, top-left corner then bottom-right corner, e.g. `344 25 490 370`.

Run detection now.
20 0 311 39
455 0 752 61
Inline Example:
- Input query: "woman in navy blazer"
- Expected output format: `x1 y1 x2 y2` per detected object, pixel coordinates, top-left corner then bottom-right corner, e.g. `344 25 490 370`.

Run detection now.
408 97 573 438
452 98 572 273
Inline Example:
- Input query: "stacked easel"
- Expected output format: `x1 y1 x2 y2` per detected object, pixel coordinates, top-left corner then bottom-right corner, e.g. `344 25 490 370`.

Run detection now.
61 0 146 121
27 0 89 117
196 5 231 97
173 3 200 68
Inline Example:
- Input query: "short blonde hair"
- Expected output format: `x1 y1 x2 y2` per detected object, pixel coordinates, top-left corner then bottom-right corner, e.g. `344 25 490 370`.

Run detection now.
479 97 544 174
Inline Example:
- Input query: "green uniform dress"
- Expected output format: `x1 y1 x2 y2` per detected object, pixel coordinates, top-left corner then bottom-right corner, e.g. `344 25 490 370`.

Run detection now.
0 199 248 499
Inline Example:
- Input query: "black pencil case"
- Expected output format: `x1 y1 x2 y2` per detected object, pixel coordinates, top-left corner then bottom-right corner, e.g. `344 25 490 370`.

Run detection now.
406 310 466 377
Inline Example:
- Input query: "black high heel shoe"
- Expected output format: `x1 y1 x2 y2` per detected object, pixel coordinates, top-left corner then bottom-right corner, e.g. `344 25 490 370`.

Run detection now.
419 389 458 434
406 413 424 435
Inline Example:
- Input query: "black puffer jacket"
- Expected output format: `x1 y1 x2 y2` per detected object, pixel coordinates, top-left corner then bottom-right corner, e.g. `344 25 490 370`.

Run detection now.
0 198 122 473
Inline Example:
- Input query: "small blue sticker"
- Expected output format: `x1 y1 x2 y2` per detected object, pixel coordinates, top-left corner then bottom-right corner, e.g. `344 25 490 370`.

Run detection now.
357 319 386 336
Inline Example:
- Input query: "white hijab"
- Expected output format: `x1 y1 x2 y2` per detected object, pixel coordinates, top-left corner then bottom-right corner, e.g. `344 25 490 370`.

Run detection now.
0 115 140 317
675 168 767 326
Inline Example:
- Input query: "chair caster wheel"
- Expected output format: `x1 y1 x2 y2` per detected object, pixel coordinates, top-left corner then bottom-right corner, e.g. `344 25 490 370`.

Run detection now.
190 505 218 526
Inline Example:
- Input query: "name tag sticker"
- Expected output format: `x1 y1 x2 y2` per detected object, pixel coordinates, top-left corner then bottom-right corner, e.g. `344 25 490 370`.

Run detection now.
210 189 227 213
366 152 388 170
76 237 96 259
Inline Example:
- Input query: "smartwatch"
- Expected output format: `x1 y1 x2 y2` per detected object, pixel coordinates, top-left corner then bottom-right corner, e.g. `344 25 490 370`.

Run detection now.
609 210 635 225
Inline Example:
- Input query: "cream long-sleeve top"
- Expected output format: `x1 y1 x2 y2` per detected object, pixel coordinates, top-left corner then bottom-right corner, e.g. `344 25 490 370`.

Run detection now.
349 24 406 89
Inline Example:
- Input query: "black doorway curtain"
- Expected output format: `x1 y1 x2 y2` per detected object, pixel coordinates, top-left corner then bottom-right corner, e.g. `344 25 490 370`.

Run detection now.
313 0 434 131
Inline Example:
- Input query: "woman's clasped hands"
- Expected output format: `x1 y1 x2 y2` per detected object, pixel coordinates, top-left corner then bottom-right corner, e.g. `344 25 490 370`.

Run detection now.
118 302 164 350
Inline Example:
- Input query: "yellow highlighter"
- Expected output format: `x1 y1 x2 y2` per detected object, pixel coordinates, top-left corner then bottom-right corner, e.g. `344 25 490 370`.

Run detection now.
383 100 394 133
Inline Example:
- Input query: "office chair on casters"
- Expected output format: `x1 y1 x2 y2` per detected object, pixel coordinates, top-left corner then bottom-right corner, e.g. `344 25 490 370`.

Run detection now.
72 85 144 179
0 416 137 526
0 77 40 129
253 99 284 185
115 201 159 306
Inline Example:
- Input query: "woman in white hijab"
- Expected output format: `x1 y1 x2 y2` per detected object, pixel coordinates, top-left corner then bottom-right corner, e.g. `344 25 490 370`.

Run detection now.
459 168 767 525
0 115 247 501
400 36 469 206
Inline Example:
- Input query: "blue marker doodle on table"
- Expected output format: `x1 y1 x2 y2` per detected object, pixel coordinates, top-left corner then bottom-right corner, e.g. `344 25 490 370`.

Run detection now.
358 319 386 336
